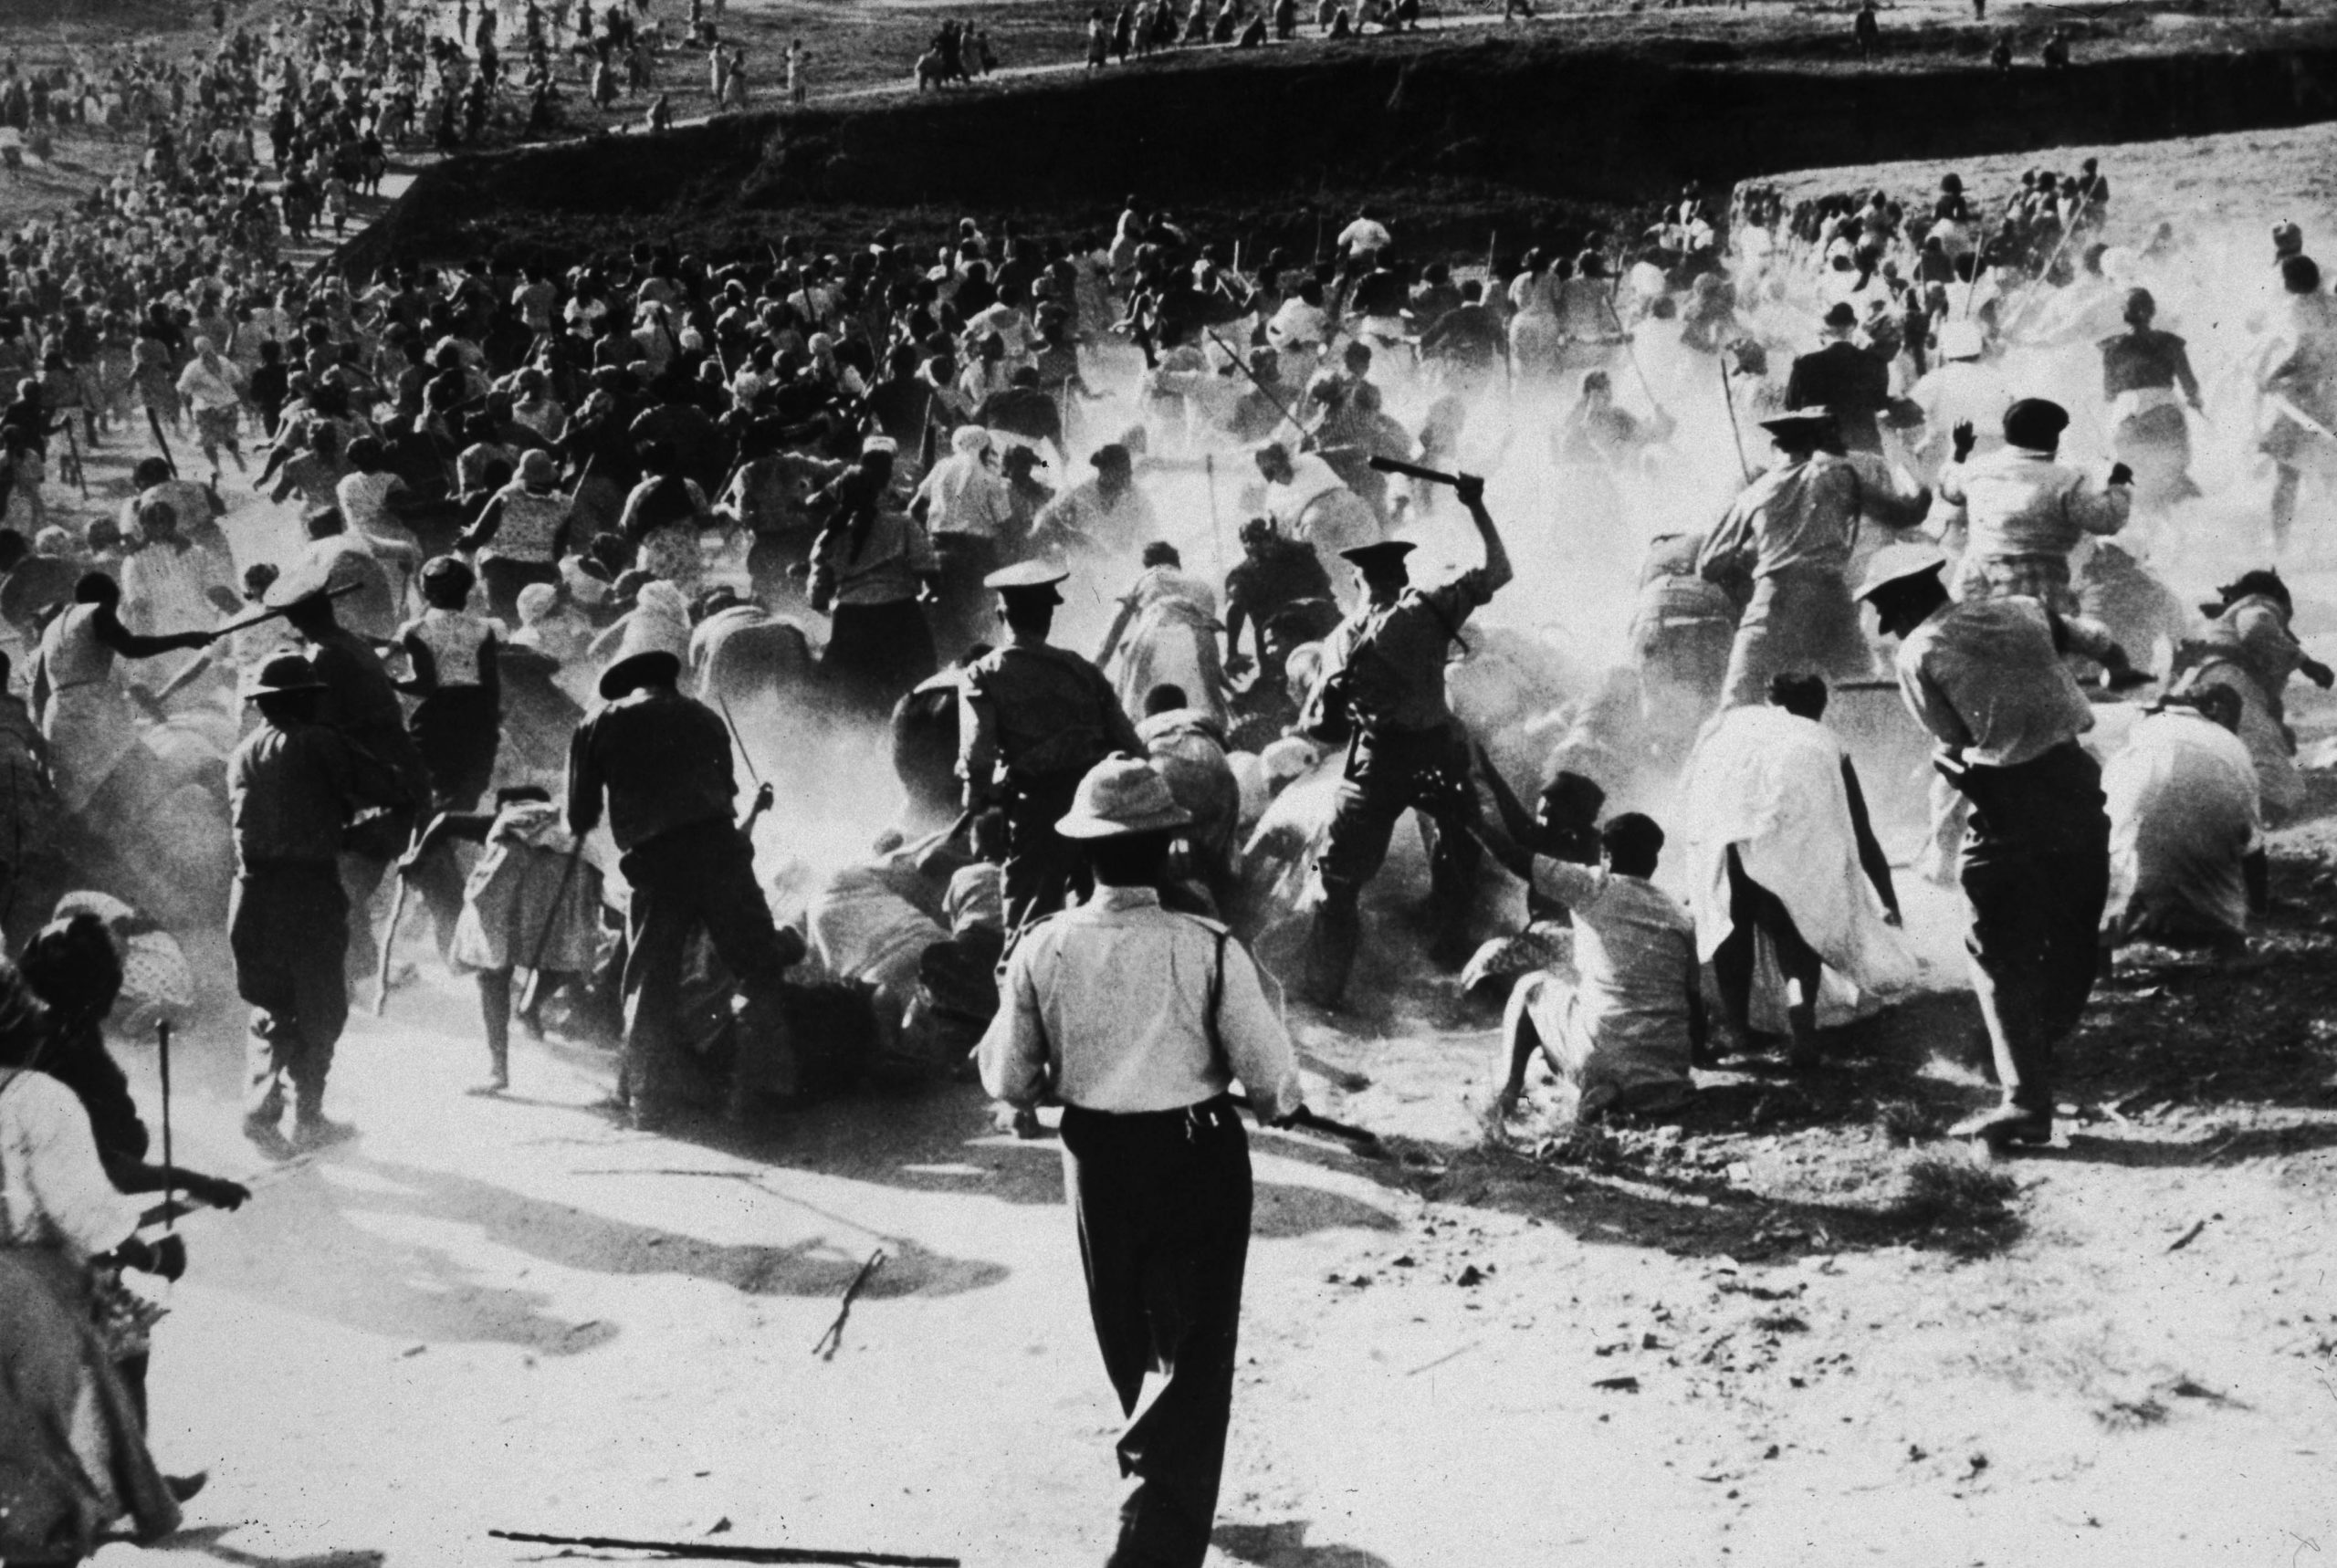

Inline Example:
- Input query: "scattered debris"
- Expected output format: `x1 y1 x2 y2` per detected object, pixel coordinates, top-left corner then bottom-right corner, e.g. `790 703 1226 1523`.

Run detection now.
1591 1375 1640 1393
2167 1218 2209 1252
812 1249 887 1360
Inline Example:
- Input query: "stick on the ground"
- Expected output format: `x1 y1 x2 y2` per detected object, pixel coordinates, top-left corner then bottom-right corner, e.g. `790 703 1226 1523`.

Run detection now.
487 1529 959 1567
812 1247 886 1359
2166 1218 2208 1252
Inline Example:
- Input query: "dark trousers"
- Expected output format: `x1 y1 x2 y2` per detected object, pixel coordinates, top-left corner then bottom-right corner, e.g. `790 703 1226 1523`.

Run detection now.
1061 1099 1252 1568
1304 725 1481 1006
1955 743 2111 1111
1001 774 1086 938
930 533 1000 663
619 818 800 1110
1710 844 1824 1034
822 598 938 719
230 862 351 1119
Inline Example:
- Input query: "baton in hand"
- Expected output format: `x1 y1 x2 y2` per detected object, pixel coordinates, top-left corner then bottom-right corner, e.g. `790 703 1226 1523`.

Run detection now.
1228 1093 1387 1156
1367 455 1462 488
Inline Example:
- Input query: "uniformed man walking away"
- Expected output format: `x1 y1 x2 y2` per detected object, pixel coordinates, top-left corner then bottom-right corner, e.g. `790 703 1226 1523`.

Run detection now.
1859 544 2139 1149
231 653 412 1154
565 620 804 1130
978 755 1305 1568
959 560 1142 936
1299 471 1512 1009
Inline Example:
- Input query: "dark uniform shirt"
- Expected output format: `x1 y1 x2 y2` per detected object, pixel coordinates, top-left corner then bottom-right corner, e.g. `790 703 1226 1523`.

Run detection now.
565 685 737 852
1319 569 1496 734
305 624 430 794
229 718 403 867
958 635 1140 794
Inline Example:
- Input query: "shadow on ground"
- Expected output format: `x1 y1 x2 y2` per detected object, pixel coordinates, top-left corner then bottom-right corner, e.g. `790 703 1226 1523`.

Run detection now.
162 1524 385 1568
1216 1520 1398 1567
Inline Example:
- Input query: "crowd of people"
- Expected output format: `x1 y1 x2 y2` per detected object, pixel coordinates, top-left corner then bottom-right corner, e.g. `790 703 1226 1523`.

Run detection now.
3 0 2337 1556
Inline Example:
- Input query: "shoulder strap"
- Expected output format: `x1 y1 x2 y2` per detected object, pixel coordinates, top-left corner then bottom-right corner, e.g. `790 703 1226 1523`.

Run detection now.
1204 926 1230 1076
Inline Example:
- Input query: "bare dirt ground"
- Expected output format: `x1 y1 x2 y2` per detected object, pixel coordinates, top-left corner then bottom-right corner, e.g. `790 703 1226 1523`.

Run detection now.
7 10 2337 1566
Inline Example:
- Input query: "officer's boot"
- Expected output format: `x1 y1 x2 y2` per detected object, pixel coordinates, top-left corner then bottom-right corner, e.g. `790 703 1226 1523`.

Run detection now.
1302 888 1362 1009
1424 818 1483 970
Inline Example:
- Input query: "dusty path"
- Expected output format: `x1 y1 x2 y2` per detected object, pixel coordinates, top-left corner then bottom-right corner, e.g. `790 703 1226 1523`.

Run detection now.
25 68 2337 1568
90 925 2337 1568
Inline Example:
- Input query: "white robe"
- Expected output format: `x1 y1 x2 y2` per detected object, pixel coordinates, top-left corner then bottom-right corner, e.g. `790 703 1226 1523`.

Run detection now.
1682 705 1917 1020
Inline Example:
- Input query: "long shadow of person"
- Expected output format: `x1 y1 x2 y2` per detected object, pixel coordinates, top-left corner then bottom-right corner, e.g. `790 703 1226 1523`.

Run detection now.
192 1150 1010 1354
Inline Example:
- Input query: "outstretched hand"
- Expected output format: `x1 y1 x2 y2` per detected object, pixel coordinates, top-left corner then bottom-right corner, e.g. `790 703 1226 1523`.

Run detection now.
190 1174 252 1212
1951 420 1976 463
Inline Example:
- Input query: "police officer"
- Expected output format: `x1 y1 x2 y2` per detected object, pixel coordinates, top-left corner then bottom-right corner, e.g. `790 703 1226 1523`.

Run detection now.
231 653 412 1152
1300 471 1512 1008
978 755 1304 1568
958 559 1141 934
565 618 804 1129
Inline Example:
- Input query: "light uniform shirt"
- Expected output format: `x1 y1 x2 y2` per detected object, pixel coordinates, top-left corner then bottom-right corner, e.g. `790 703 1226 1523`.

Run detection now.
1935 445 2129 563
979 883 1302 1118
1525 859 1696 1101
1699 452 1878 581
2103 709 2260 939
1895 596 2112 768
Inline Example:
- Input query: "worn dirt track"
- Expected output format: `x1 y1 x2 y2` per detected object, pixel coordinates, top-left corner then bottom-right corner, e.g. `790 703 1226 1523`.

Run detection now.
13 3 2337 1563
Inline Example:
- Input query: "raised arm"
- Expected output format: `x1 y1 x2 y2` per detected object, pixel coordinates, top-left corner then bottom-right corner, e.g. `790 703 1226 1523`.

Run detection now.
1454 471 1512 596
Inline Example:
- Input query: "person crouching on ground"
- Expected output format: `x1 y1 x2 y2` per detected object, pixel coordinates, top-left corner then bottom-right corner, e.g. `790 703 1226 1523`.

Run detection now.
1473 809 1702 1124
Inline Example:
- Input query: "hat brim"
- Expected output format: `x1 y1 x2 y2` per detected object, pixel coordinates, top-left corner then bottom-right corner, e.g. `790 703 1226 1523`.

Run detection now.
244 678 328 702
1338 541 1417 566
1055 803 1192 840
598 649 682 700
1759 413 1838 436
1857 560 1947 601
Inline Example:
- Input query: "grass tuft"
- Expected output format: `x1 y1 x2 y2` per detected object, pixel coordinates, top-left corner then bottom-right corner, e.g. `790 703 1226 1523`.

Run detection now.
1895 1153 2019 1227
